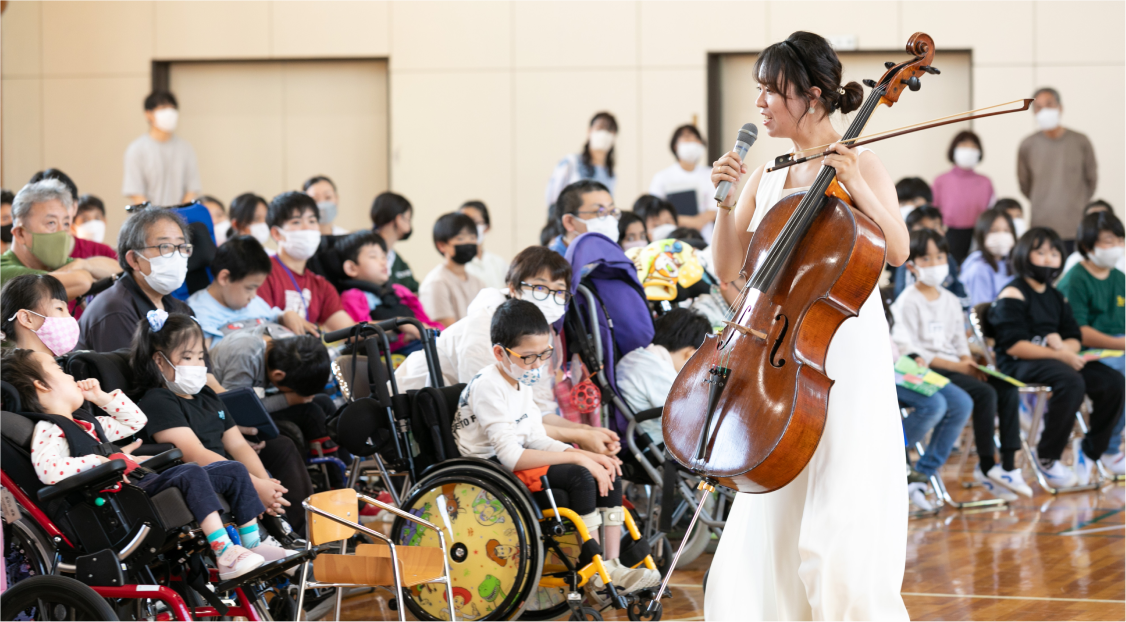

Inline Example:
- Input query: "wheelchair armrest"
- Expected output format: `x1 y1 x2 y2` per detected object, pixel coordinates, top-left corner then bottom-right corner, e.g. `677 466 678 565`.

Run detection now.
38 459 128 505
635 407 663 423
137 443 175 457
140 448 183 473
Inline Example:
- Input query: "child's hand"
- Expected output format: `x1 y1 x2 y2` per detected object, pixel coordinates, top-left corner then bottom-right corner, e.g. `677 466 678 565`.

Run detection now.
1056 350 1086 370
913 356 927 369
76 378 113 407
577 456 613 497
576 429 621 456
585 450 622 478
399 324 421 342
1046 333 1064 350
119 439 142 455
279 310 320 337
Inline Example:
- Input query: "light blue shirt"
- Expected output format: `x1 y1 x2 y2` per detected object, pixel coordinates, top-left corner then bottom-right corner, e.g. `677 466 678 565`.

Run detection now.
187 289 281 345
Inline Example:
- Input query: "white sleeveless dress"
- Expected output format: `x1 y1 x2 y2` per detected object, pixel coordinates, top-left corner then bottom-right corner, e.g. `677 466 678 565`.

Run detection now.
704 150 909 621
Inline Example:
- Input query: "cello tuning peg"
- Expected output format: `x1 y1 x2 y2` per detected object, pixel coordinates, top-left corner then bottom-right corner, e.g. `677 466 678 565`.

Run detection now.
863 79 878 88
920 65 941 75
884 61 896 69
900 76 922 92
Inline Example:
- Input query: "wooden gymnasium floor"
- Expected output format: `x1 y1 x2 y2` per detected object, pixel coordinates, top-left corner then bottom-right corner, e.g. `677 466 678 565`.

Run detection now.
328 458 1125 621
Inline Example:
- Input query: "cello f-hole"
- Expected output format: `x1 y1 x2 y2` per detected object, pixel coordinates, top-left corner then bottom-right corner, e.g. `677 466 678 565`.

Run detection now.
769 313 789 368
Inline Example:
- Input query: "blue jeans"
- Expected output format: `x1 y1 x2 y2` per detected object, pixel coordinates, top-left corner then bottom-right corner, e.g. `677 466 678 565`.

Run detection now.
898 382 974 476
1099 337 1125 450
136 461 265 525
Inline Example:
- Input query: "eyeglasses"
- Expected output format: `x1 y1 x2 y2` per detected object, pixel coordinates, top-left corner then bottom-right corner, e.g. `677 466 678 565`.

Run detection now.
140 243 193 259
504 346 554 366
521 282 571 305
576 205 621 220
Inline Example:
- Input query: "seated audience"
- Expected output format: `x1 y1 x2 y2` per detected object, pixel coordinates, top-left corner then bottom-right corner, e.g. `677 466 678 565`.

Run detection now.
618 211 648 251
892 229 1027 499
30 168 117 261
648 124 719 241
1056 210 1126 475
188 235 316 344
994 197 1027 238
227 192 270 246
0 274 79 356
452 298 659 593
989 228 1125 487
960 207 1017 306
419 212 485 327
547 180 619 256
2 348 290 579
896 176 932 220
634 194 679 242
1061 200 1125 275
892 206 967 302
370 191 418 292
256 191 352 332
616 308 711 439
198 195 228 245
302 175 346 236
73 194 110 247
1 189 13 254
457 200 508 289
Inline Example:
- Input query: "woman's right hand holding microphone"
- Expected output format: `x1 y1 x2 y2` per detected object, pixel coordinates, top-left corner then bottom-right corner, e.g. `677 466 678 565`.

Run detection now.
712 150 747 208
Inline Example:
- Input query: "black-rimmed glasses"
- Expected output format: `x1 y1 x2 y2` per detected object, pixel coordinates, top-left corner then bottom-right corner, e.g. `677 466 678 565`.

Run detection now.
504 347 554 366
521 282 571 305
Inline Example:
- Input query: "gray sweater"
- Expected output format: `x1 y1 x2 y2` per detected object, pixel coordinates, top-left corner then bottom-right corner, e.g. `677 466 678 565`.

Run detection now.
1017 129 1097 236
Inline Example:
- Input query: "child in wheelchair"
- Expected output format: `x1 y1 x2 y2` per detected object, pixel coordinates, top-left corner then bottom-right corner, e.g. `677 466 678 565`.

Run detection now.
453 298 661 593
1 347 290 580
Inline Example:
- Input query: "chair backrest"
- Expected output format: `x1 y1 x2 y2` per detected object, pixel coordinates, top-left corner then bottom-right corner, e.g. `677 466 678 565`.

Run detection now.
64 349 135 395
307 488 360 545
968 302 997 367
408 385 464 475
1 380 22 413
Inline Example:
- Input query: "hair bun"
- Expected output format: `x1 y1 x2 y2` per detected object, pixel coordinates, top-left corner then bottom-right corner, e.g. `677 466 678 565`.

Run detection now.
839 81 864 114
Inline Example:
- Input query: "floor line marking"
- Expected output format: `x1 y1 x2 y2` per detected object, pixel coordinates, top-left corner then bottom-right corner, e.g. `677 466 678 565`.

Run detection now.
1065 508 1123 532
1061 524 1126 536
900 592 1125 604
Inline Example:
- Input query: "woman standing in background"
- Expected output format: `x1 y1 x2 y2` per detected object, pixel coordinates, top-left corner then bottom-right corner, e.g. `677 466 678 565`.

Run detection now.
933 131 994 264
545 112 618 208
648 124 720 242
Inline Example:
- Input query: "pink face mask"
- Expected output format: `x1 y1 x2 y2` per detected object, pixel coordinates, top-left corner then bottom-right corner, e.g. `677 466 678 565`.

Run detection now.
11 310 80 356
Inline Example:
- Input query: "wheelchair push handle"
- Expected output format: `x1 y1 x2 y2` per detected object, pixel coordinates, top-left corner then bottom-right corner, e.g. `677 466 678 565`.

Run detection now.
323 317 426 343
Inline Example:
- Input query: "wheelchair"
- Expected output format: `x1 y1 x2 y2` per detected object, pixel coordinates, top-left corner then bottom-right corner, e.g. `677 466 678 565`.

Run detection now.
0 384 314 621
327 319 666 621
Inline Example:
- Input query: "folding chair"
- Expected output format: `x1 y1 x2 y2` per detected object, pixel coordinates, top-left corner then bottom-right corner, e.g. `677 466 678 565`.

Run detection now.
294 489 455 621
900 407 1005 514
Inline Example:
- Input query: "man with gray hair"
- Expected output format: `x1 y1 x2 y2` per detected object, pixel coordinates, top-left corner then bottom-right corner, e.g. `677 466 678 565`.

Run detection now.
0 179 120 299
1018 87 1098 254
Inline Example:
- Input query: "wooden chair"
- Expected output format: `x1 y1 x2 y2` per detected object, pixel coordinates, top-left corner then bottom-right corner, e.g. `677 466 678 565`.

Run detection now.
294 489 454 621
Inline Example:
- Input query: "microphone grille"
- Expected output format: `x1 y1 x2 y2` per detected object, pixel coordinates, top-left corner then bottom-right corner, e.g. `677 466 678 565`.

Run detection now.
739 123 758 141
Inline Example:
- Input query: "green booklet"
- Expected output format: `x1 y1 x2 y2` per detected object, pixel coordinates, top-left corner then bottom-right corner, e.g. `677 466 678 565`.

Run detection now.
1080 349 1124 361
894 355 950 396
975 365 1026 387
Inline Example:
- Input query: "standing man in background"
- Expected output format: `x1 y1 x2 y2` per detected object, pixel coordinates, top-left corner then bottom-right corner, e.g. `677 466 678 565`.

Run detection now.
1018 87 1097 255
123 91 202 207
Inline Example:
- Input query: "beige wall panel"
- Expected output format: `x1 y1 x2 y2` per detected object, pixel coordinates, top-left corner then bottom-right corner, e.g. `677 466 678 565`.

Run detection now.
2 78 44 189
971 66 1034 212
389 1 510 70
42 1 153 76
41 76 150 247
900 1 1032 66
1035 2 1126 66
514 69 638 247
2 0 42 77
514 1 636 69
155 1 269 60
271 1 389 58
390 71 512 277
639 2 767 68
283 61 389 234
767 1 901 51
639 68 707 191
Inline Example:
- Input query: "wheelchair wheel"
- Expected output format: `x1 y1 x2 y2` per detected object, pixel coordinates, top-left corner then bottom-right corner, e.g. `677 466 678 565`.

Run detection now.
392 464 543 621
520 516 583 621
1 575 118 621
5 517 54 584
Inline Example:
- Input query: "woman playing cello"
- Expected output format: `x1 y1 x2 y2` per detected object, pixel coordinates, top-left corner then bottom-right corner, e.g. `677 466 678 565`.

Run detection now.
704 31 910 620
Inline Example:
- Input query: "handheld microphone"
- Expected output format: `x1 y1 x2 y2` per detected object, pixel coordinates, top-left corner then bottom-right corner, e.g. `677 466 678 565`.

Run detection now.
713 123 759 203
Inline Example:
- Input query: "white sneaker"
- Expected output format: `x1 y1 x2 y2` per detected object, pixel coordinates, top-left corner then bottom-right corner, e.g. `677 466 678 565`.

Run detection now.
974 465 1017 501
908 482 935 512
986 465 1033 498
1040 459 1078 489
216 545 265 580
1102 452 1126 476
1072 439 1098 486
593 558 662 594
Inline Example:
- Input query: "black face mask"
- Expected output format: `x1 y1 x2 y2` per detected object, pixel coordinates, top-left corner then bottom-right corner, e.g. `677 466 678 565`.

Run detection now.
452 243 478 265
1028 264 1060 284
398 225 413 242
0 224 11 244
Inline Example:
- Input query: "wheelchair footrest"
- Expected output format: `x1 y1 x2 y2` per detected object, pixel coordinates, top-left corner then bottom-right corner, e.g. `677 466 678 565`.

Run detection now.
76 548 125 587
313 544 445 588
212 546 322 593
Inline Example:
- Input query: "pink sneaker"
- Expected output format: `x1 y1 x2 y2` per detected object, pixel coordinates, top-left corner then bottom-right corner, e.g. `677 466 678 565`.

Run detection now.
249 535 299 563
216 545 265 580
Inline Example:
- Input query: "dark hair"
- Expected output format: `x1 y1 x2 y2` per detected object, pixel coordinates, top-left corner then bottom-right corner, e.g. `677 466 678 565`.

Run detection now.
581 112 617 179
947 130 983 163
336 230 387 265
670 125 706 157
75 194 106 219
505 245 572 290
1 189 14 206
267 191 319 229
1011 227 1065 281
432 212 477 252
670 226 704 242
905 205 944 230
1032 87 1061 105
633 195 678 225
28 169 78 203
228 192 267 236
458 200 491 227
1084 199 1112 215
993 197 1022 215
144 91 178 111
117 207 187 274
198 195 225 215
370 192 412 229
972 207 1015 271
617 211 645 244
1 348 51 413
907 228 949 263
129 313 206 395
491 299 550 350
212 235 272 283
555 179 611 225
267 336 331 397
652 308 711 352
895 177 932 205
1076 211 1125 260
753 31 864 122
302 176 336 192
0 274 68 340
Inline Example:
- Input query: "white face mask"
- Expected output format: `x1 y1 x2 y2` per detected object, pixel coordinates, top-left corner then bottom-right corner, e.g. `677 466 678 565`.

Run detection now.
914 263 949 288
161 353 207 395
316 201 337 224
953 147 981 169
526 295 565 324
1091 245 1125 270
248 222 271 245
1036 107 1060 131
580 215 620 240
212 220 230 246
676 141 705 165
279 229 322 261
153 107 179 133
501 354 544 388
622 239 647 251
475 224 487 244
136 252 188 296
1012 217 1028 238
650 223 678 241
984 231 1015 258
75 220 106 243
589 129 615 152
